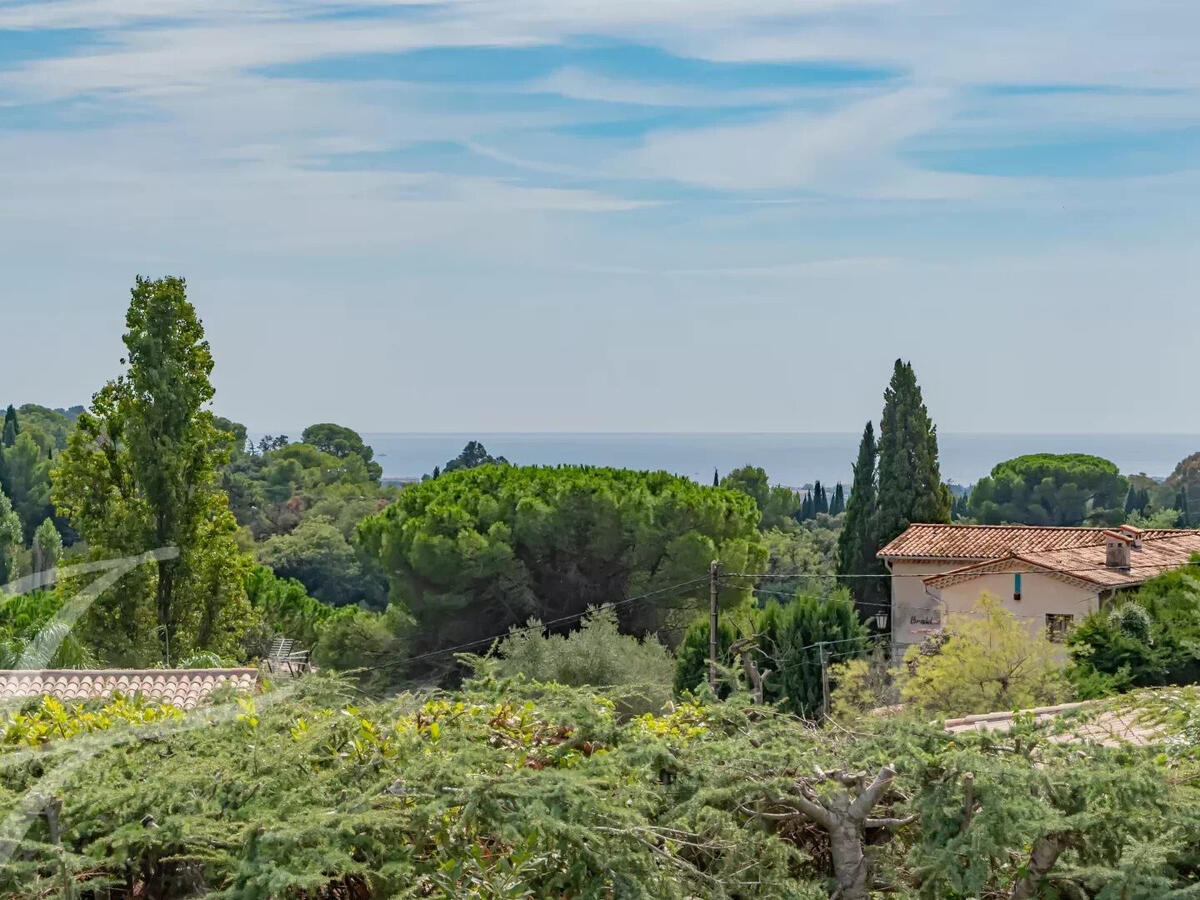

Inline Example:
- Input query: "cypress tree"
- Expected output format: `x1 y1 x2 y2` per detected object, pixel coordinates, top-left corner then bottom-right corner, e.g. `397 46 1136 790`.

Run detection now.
813 481 828 515
1177 488 1190 527
713 468 719 487
1 405 18 448
830 483 845 516
1125 487 1138 516
837 421 887 616
873 360 951 549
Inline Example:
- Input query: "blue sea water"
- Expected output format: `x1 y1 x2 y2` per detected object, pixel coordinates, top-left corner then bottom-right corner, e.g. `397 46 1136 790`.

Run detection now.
360 433 1200 487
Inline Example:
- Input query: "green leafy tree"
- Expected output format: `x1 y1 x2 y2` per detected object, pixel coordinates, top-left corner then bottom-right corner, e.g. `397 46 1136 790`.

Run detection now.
441 440 508 474
1068 563 1200 692
837 422 887 616
359 465 767 665
31 518 62 585
1 432 53 540
902 593 1064 715
874 359 951 547
257 515 386 609
968 453 1129 526
52 276 251 664
0 485 21 585
243 565 340 652
300 423 382 482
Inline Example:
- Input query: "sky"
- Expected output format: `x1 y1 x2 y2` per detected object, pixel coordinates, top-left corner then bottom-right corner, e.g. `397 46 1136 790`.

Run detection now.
1 0 1198 434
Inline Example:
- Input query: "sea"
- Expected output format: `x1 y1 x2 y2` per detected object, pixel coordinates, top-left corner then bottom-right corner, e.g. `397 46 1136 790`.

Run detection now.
360 433 1200 489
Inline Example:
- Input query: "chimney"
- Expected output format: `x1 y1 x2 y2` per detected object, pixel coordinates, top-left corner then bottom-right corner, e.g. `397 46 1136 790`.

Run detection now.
1118 524 1145 549
1104 531 1131 570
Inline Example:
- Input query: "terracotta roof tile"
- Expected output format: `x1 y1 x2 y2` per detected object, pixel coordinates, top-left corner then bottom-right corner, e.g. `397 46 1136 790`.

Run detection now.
922 532 1200 590
0 668 259 710
878 524 1194 561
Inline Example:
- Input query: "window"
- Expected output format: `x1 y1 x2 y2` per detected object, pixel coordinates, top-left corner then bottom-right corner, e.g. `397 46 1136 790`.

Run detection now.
1046 613 1074 643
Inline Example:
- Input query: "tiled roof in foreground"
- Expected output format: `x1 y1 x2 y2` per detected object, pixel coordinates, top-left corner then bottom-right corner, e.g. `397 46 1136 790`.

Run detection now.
0 668 259 709
878 523 1193 561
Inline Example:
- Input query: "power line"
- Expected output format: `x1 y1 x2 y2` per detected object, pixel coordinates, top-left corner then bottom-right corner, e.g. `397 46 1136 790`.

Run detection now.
723 561 1200 580
372 576 711 673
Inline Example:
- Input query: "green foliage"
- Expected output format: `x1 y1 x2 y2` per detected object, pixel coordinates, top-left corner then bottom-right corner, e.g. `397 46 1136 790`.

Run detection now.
257 514 386 608
311 605 411 683
487 605 675 709
0 589 96 668
51 276 252 666
0 432 52 541
300 422 382 482
969 452 1129 526
359 465 767 669
243 565 340 651
31 517 62 579
874 358 951 547
837 421 888 614
1 693 182 746
1068 563 1200 691
674 589 867 717
3 677 1195 899
901 593 1065 715
440 439 508 475
0 487 20 586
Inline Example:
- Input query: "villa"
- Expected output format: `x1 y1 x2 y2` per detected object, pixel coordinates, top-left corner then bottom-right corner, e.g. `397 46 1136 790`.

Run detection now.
878 523 1200 648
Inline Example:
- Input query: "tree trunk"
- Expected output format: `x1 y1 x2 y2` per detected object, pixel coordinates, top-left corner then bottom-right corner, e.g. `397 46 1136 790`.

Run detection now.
829 819 870 899
156 561 175 665
1009 833 1071 900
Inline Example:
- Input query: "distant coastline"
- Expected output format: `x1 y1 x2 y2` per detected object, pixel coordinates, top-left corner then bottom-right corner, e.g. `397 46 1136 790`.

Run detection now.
352 432 1200 487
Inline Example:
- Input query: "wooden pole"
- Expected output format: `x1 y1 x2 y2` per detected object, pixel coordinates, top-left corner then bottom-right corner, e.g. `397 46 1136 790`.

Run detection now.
708 560 720 693
819 642 831 719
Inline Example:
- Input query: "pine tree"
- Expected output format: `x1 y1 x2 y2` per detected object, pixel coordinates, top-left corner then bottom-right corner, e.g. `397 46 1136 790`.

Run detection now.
873 360 950 550
837 422 887 616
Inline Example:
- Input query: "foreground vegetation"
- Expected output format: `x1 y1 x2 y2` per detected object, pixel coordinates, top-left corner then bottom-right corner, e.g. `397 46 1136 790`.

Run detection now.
3 676 1200 899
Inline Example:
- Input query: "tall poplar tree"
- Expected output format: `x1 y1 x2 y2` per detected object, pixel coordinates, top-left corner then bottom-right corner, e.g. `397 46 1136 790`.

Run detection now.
837 421 887 614
53 276 250 664
873 360 950 548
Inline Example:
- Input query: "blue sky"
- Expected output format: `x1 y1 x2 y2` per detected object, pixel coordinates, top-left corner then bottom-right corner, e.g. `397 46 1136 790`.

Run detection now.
1 1 1198 434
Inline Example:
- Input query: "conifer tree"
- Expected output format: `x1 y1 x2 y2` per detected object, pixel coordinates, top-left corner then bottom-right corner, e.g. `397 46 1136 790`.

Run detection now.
837 421 887 615
713 468 719 487
1178 487 1191 527
1 405 18 447
830 482 845 516
873 360 950 550
814 481 828 515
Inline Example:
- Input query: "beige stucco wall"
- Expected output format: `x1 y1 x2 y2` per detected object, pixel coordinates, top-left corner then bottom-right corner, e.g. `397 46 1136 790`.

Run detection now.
935 571 1100 638
889 560 960 646
889 561 1101 647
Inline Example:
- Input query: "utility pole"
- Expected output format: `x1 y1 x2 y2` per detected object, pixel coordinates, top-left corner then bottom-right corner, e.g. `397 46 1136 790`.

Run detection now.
708 559 720 693
818 641 831 719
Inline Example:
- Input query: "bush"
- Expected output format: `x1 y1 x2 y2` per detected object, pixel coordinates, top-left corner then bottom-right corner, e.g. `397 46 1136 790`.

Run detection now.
902 593 1064 716
487 606 675 713
1068 564 1200 691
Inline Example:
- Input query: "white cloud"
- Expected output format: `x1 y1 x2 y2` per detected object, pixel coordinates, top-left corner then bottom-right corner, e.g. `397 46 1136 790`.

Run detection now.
622 87 976 196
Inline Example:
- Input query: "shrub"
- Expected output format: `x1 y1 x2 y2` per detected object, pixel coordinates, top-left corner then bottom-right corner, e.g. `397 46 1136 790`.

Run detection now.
489 606 675 711
902 593 1065 716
